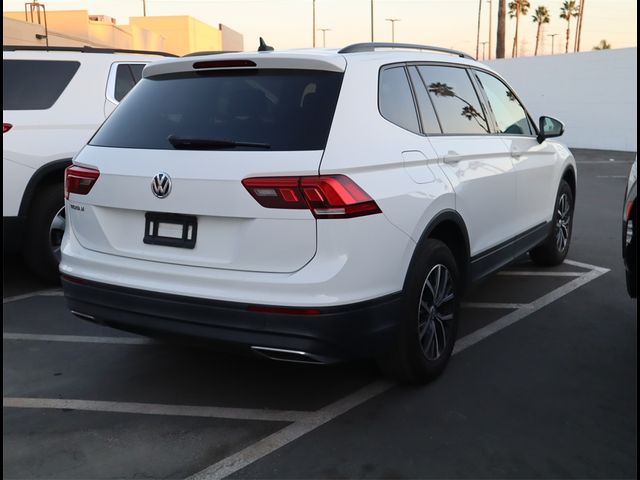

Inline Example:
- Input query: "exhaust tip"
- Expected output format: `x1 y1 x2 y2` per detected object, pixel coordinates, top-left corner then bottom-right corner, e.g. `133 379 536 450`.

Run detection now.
251 346 326 364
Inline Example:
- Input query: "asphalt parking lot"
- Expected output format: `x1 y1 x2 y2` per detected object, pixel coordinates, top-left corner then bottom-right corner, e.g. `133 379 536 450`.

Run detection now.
3 148 637 479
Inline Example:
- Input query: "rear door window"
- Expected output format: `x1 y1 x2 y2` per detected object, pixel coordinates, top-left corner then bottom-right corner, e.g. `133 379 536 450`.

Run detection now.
90 69 344 151
417 65 490 135
407 66 442 134
3 59 80 110
378 66 420 134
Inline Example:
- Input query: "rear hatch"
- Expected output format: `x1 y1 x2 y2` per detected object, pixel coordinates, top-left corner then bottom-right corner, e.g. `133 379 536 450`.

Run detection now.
68 58 344 273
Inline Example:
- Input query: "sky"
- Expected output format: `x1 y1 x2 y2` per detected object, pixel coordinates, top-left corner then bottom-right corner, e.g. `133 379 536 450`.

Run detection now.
3 0 637 57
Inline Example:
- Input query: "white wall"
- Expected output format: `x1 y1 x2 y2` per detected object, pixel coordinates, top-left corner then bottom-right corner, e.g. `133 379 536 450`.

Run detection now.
485 48 637 152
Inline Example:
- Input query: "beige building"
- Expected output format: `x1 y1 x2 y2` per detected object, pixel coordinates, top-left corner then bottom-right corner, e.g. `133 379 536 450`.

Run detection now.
3 9 244 54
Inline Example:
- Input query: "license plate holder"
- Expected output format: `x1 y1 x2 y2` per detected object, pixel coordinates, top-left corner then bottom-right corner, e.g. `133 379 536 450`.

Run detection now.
144 212 197 249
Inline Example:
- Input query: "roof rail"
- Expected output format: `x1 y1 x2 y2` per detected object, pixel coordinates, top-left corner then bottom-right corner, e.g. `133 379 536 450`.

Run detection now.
338 42 475 60
2 45 178 57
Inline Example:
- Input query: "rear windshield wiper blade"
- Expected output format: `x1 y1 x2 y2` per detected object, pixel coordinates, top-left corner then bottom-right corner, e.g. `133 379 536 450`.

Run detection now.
167 135 271 150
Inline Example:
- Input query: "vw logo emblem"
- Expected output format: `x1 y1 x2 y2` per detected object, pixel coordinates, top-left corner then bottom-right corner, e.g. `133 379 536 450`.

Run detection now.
151 172 172 198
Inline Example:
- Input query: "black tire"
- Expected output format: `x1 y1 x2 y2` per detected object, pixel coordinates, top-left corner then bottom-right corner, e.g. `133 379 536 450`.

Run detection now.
24 183 65 284
378 239 460 384
530 179 574 267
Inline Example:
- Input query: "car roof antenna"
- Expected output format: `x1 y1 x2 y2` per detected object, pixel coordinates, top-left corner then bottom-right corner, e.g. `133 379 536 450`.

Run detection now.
258 37 274 52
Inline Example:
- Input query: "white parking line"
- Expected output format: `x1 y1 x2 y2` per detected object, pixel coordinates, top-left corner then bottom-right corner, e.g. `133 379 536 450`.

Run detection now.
2 397 308 423
453 265 609 354
3 289 63 304
3 332 153 345
462 302 531 309
187 380 394 480
497 270 584 277
189 260 610 480
564 258 610 272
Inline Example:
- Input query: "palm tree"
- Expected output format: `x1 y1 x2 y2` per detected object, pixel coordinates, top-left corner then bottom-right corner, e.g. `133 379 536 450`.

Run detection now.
560 0 580 53
532 6 550 56
593 39 611 50
509 0 531 57
497 0 507 58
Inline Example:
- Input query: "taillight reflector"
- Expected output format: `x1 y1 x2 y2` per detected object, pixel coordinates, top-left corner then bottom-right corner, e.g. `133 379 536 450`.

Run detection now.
64 165 100 199
242 175 381 219
3 123 12 134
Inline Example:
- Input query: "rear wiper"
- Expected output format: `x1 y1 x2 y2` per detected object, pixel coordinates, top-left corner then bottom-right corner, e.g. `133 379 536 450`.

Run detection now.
168 135 271 150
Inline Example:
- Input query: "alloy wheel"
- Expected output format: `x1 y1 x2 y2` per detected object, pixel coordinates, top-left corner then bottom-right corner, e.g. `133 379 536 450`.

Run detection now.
555 193 571 252
49 206 66 262
417 264 455 361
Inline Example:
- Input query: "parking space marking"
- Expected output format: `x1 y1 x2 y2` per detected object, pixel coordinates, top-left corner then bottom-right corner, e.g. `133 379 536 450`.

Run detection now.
3 332 153 345
189 259 609 480
497 270 584 277
3 289 63 304
2 397 309 423
564 259 610 272
462 302 531 309
187 380 393 480
453 264 609 354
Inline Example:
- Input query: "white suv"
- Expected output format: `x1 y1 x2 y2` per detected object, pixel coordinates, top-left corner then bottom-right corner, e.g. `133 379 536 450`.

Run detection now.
3 45 174 282
60 43 576 383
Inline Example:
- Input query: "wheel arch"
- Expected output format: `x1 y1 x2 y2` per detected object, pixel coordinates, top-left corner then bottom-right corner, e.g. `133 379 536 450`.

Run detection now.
405 210 471 293
18 158 72 217
562 165 577 202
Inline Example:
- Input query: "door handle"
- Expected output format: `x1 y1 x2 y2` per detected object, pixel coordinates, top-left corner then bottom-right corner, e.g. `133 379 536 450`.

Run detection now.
443 151 462 164
511 149 522 159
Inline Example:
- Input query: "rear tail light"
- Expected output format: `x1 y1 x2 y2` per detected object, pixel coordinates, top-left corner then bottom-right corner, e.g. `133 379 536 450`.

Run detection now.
3 123 12 134
64 165 100 199
625 200 634 222
242 175 381 219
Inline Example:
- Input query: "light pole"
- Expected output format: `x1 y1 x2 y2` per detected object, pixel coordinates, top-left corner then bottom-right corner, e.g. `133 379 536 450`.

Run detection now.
547 33 558 54
318 28 330 48
487 0 493 60
475 0 483 60
385 18 400 43
481 41 488 60
370 0 374 41
142 0 146 16
312 0 316 47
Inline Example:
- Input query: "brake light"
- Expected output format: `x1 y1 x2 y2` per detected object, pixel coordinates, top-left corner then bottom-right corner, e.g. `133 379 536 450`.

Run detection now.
242 175 381 219
193 59 256 69
3 123 12 133
64 165 100 199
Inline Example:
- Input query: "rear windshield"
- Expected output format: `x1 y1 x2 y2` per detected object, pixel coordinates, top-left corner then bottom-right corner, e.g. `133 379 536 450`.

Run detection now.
3 59 80 110
90 69 344 151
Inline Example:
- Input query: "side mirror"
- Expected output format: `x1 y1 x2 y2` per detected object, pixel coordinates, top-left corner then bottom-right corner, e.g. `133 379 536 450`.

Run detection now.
537 116 564 144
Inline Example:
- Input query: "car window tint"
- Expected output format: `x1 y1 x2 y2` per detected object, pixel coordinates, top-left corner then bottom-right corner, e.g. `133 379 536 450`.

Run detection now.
407 66 442 134
475 70 533 135
3 60 80 110
90 69 343 151
114 64 145 102
378 67 420 134
418 65 489 135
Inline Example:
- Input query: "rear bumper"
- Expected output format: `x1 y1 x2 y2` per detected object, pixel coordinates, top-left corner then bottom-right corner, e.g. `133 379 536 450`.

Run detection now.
62 275 403 362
